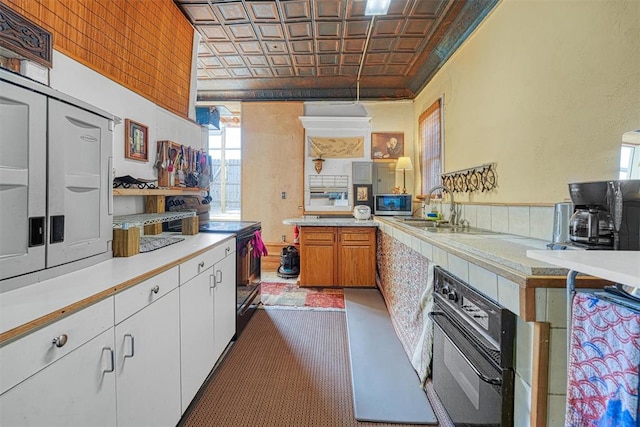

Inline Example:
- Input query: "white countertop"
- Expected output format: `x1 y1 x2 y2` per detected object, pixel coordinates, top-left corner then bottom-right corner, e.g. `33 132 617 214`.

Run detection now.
527 250 640 288
283 217 377 227
0 232 234 336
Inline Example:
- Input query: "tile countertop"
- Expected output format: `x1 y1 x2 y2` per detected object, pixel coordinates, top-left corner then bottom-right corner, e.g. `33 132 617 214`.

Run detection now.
527 250 640 288
374 216 571 281
283 217 378 227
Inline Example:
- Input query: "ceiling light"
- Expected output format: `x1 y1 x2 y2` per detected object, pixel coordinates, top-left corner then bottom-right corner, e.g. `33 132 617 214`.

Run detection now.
365 0 390 16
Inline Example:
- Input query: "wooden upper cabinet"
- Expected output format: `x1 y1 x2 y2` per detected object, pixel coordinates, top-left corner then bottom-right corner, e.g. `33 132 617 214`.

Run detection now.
299 226 376 288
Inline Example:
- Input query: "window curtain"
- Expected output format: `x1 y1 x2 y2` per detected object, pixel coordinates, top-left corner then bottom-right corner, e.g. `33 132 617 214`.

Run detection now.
418 98 442 196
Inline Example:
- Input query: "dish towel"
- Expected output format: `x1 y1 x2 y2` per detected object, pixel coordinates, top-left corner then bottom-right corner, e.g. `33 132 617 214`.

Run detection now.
565 292 640 427
251 230 268 257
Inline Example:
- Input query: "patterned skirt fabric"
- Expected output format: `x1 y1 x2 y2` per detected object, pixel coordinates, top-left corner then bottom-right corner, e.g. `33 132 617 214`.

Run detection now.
376 230 434 385
566 292 640 427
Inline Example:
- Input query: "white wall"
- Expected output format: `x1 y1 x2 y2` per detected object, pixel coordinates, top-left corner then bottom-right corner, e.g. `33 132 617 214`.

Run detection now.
413 0 640 204
49 52 204 214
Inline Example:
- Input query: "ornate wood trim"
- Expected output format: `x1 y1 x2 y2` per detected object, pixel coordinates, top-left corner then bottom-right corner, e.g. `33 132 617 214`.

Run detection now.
0 3 52 68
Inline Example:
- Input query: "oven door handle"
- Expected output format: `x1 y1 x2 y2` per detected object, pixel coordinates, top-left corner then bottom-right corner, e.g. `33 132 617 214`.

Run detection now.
429 312 503 386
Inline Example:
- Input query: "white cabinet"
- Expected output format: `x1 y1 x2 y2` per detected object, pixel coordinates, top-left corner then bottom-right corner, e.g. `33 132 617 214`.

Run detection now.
213 251 236 359
180 239 236 410
0 298 116 426
115 269 181 427
0 73 114 282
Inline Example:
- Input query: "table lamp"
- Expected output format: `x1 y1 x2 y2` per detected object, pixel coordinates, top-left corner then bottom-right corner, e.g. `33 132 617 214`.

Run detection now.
396 156 413 194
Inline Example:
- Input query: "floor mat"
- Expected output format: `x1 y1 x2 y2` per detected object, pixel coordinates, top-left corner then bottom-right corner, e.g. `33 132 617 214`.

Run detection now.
260 282 345 310
344 288 438 424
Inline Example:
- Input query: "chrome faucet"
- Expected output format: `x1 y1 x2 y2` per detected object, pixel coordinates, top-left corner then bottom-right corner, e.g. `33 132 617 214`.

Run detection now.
425 185 457 226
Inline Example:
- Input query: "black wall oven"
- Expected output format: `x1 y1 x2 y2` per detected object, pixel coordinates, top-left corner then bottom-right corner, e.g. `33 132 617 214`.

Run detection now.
429 267 516 426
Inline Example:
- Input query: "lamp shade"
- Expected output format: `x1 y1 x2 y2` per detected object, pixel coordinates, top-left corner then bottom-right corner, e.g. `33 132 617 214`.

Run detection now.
396 156 413 171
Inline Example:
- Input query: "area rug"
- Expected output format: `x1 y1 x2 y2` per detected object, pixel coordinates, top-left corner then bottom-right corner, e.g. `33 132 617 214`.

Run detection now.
260 282 345 310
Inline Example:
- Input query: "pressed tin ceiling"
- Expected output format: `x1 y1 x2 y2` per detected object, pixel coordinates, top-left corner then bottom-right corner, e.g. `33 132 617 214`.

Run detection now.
174 0 497 102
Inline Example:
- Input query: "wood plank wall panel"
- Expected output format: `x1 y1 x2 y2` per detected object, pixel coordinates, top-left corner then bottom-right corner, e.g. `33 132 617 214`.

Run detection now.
2 0 193 118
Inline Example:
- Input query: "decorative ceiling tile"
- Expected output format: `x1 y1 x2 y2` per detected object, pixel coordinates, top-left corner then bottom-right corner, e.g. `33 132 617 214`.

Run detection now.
231 68 252 77
199 25 228 41
290 40 314 53
317 40 340 53
246 1 280 21
395 37 423 51
315 1 343 19
374 19 404 36
369 38 394 51
222 56 246 67
316 21 341 38
228 24 257 40
364 52 388 65
256 23 285 39
317 66 339 76
245 55 269 66
251 67 273 77
318 54 339 65
345 20 370 38
270 55 291 66
293 55 315 66
297 67 316 76
237 41 263 55
282 1 311 20
181 4 218 23
214 2 249 23
286 22 312 39
343 38 366 53
211 42 238 55
273 67 294 76
199 56 222 67
263 41 288 53
404 19 433 36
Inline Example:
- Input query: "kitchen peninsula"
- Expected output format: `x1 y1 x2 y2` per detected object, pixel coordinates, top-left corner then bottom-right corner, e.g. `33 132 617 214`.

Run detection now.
283 217 377 287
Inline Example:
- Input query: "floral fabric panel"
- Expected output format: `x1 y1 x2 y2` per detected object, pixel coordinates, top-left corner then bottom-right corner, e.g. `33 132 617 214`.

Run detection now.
376 230 434 385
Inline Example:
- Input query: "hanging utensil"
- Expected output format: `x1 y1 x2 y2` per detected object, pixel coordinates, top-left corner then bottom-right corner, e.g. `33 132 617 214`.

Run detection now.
167 147 177 172
161 141 167 169
611 181 623 250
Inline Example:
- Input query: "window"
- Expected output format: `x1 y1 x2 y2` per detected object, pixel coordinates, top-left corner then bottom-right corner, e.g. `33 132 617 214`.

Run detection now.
419 98 443 195
208 126 241 219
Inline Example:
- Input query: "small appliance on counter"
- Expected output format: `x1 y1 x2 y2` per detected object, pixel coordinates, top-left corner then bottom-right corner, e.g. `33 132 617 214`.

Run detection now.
353 205 372 220
568 179 640 250
374 193 413 216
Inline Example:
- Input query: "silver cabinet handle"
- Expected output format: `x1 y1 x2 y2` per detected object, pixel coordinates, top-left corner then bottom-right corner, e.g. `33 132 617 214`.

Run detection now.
198 261 205 269
103 347 115 373
216 270 222 284
124 334 135 358
209 273 216 289
150 285 159 294
52 334 68 348
225 246 231 256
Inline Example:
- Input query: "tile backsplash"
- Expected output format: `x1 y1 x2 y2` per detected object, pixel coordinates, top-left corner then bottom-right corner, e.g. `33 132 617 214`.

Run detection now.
458 204 554 241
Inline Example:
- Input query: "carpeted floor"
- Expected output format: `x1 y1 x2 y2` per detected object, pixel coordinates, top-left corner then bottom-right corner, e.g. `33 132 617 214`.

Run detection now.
179 308 444 427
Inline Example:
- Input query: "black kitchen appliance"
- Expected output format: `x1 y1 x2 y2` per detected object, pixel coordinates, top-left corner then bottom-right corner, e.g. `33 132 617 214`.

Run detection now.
568 180 640 250
166 219 262 338
429 267 516 426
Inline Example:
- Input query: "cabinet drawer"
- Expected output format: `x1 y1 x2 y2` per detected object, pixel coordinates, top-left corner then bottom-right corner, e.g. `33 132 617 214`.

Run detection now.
114 267 178 324
339 228 375 245
0 296 114 395
300 227 335 245
179 238 235 285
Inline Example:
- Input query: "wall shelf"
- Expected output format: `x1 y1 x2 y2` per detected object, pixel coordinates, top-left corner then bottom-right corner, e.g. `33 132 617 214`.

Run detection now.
113 211 196 229
113 188 205 196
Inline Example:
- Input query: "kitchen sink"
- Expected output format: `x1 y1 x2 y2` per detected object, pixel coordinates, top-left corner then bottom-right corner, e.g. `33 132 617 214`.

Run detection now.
395 218 498 235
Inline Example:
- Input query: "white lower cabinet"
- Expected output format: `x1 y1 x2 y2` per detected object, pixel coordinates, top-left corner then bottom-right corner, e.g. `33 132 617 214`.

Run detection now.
180 265 216 409
180 240 236 410
0 328 117 426
115 275 181 427
0 239 237 426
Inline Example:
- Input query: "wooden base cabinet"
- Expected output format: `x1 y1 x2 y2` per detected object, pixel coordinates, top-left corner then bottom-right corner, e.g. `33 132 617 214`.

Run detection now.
299 226 376 287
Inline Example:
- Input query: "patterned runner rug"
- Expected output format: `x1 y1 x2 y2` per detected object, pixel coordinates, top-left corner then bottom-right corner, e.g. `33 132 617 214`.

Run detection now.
260 282 345 310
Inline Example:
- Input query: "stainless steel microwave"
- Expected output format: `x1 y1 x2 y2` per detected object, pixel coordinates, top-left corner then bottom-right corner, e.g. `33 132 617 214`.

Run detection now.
374 194 413 216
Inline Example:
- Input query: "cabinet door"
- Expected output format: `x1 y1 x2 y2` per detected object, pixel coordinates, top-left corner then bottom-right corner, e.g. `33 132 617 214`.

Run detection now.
115 289 181 427
338 228 376 287
352 162 373 184
0 80 47 280
300 227 336 286
0 328 117 426
180 266 215 410
47 98 112 268
373 162 396 195
213 252 236 360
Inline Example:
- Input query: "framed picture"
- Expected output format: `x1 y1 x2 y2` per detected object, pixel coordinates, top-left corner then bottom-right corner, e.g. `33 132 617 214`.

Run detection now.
125 119 148 162
371 132 404 160
353 184 373 210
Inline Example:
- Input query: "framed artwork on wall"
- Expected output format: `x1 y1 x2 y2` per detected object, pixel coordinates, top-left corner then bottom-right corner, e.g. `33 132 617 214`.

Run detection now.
371 132 404 160
353 184 373 210
125 119 148 162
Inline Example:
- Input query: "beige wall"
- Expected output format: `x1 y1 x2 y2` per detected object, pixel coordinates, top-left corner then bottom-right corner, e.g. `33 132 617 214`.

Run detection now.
414 0 640 204
241 102 305 243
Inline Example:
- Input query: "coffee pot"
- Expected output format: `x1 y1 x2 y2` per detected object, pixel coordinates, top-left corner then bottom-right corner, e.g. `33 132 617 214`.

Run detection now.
569 208 614 247
568 180 640 250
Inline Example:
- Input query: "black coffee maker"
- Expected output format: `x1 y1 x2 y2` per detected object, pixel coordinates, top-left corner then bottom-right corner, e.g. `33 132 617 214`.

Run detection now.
568 180 640 250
